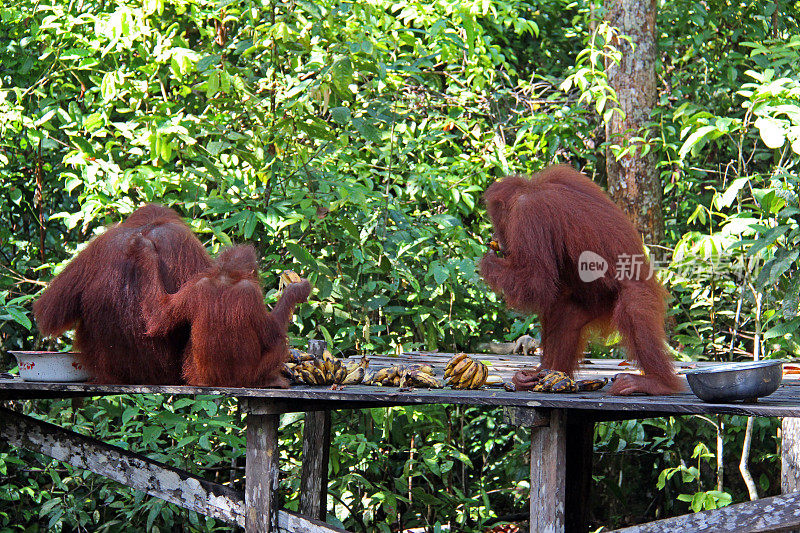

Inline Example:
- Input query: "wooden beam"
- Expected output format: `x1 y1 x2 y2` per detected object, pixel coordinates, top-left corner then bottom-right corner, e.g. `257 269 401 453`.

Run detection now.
504 406 550 427
0 406 244 526
611 490 800 533
300 410 331 521
277 510 350 532
242 398 387 415
245 412 280 532
530 409 567 533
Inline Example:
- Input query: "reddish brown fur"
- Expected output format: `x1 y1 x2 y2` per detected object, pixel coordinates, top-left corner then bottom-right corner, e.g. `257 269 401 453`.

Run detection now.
479 165 682 395
127 238 311 388
33 205 212 384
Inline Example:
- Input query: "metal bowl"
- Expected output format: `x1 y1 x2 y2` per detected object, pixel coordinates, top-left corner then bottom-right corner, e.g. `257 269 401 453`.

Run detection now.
685 360 783 403
9 351 90 382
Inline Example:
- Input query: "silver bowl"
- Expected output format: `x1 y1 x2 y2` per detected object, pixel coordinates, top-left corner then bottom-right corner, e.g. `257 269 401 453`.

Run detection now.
685 360 783 403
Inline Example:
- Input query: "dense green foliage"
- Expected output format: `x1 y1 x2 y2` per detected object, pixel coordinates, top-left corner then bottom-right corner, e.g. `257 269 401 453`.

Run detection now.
1 0 800 530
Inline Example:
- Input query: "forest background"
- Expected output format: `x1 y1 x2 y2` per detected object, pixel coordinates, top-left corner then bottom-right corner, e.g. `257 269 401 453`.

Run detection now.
1 0 800 531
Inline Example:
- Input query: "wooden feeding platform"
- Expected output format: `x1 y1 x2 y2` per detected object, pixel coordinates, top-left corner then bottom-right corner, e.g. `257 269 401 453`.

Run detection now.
3 353 800 532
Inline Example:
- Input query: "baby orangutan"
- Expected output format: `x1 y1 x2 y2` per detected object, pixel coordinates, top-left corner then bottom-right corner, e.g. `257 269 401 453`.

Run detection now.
480 165 681 395
127 235 311 388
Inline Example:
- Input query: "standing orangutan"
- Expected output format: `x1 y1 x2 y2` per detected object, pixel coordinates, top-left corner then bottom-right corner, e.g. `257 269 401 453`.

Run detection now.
126 237 311 388
479 165 681 395
33 205 212 384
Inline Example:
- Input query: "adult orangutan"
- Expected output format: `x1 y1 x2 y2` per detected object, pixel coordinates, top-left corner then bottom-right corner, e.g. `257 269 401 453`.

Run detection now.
127 237 311 388
479 165 681 395
33 205 212 384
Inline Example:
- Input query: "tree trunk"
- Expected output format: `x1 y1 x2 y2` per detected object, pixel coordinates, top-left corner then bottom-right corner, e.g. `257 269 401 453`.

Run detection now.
604 0 663 250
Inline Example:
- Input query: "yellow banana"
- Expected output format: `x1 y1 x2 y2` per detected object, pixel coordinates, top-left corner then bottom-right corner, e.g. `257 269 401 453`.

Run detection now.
342 366 365 385
469 362 488 389
447 357 474 385
372 367 393 384
333 365 347 384
456 361 479 387
451 357 473 379
309 361 327 385
418 364 434 375
485 374 504 386
408 371 442 388
323 358 336 379
445 353 468 375
408 364 434 376
279 270 303 287
299 369 316 385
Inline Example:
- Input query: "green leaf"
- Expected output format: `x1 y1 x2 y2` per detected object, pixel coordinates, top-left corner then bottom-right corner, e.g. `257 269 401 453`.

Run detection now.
285 242 317 270
122 406 139 425
331 106 351 125
460 10 476 55
4 308 31 329
142 426 161 445
679 125 718 159
755 116 786 149
716 177 749 208
764 317 800 339
431 263 448 285
243 211 257 239
197 54 220 72
747 225 790 257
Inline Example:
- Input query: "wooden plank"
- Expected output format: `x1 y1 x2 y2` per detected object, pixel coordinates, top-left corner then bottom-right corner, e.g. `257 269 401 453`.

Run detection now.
300 411 331 522
0 406 244 526
245 413 280 532
4 371 800 419
277 510 350 532
530 409 567 533
611 490 800 533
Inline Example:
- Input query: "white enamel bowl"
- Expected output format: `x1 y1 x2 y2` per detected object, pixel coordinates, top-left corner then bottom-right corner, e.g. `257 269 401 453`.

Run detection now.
9 351 90 382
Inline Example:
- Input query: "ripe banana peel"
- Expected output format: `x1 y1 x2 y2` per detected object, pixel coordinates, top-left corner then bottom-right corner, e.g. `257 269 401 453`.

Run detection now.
524 369 609 393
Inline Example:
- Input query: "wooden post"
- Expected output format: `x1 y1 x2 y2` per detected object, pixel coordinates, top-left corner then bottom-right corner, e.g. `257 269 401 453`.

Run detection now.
505 408 593 533
246 412 280 533
565 415 594 533
300 410 332 521
530 409 568 533
781 416 800 533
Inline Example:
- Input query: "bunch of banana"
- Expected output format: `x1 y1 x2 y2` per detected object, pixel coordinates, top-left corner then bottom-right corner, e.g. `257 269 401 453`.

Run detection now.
369 365 405 386
341 356 370 385
290 349 344 385
401 364 442 388
288 349 370 386
528 369 608 393
367 364 442 388
444 353 489 389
